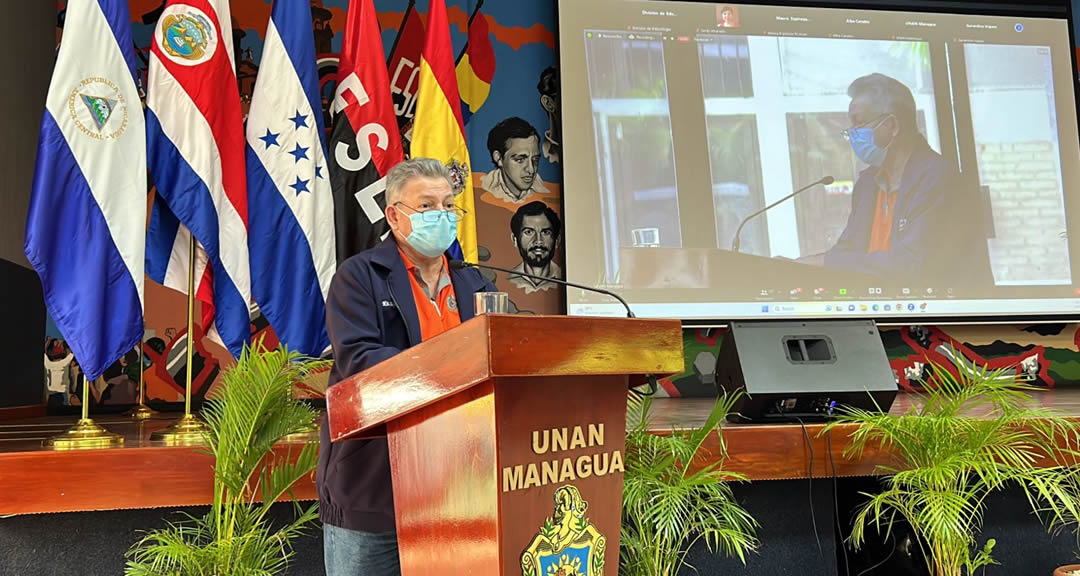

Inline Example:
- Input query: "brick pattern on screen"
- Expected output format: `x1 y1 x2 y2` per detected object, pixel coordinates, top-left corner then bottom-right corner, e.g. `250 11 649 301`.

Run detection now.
976 141 1070 284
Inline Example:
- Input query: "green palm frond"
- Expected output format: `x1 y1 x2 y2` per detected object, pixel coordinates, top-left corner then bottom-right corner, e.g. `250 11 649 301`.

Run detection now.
621 392 758 576
827 349 1080 576
126 338 328 576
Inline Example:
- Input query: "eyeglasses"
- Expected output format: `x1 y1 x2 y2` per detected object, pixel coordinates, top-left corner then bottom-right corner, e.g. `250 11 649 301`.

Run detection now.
841 114 890 141
394 202 468 224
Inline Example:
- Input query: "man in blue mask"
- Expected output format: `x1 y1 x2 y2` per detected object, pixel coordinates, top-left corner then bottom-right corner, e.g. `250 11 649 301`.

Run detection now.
814 73 988 286
317 157 496 576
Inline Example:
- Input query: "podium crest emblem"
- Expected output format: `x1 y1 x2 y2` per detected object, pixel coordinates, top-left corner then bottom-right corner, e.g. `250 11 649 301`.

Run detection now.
521 485 606 576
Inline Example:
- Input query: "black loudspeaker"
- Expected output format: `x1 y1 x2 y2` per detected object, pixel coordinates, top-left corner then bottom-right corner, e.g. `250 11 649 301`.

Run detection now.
715 320 897 423
0 258 45 408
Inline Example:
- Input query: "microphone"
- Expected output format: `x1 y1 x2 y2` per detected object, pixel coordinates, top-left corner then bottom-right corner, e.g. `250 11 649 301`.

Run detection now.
449 260 637 318
730 176 834 253
449 259 660 395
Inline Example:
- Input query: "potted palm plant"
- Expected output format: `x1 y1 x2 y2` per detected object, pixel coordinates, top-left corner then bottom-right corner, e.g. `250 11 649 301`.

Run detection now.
828 359 1078 576
620 391 758 576
125 339 328 576
1045 468 1080 575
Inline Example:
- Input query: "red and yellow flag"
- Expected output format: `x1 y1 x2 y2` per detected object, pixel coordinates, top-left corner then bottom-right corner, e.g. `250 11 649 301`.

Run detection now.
456 13 495 124
411 0 476 262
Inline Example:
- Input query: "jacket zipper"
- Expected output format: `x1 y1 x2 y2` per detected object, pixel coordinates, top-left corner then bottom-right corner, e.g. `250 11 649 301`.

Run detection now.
387 277 416 345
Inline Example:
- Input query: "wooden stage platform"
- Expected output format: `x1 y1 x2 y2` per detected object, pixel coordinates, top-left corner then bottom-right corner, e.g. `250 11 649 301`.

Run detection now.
2 389 1077 516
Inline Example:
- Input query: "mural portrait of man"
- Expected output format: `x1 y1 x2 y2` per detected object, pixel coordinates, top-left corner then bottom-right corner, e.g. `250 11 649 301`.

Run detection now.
481 116 551 204
538 66 560 164
509 201 562 294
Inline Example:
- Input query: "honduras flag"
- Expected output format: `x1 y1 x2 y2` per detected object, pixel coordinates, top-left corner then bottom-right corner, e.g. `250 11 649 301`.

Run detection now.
246 0 335 357
145 0 251 358
24 0 146 381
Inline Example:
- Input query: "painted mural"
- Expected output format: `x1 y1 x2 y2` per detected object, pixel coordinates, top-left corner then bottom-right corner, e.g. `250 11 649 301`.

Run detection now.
665 324 1080 398
46 0 562 410
43 0 1080 410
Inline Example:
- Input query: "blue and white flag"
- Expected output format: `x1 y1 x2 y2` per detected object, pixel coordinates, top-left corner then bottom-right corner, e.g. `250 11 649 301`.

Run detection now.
24 0 146 380
246 0 335 357
146 0 251 358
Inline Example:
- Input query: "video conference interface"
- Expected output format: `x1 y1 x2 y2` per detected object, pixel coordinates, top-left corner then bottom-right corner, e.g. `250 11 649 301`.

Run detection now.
558 0 1080 320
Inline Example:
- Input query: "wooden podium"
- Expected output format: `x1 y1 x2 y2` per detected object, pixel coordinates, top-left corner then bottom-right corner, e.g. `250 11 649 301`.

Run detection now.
327 314 684 575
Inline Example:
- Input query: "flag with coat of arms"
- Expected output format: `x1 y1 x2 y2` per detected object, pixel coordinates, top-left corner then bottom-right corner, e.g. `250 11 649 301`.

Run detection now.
411 0 478 263
144 0 251 358
24 0 147 381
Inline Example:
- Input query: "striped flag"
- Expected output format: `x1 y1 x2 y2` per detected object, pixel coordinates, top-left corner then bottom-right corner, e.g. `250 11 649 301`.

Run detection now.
145 0 250 358
328 0 405 263
412 0 477 263
246 0 335 357
455 11 495 125
24 0 146 381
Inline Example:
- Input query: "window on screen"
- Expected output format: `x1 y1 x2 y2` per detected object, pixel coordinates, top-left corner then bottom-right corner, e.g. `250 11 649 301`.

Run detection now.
699 36 939 259
966 43 1071 286
586 35 681 284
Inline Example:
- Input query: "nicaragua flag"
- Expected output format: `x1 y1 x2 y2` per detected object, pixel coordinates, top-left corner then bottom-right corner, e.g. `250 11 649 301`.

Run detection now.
145 0 251 358
24 0 146 381
246 0 335 358
412 0 478 263
455 12 495 125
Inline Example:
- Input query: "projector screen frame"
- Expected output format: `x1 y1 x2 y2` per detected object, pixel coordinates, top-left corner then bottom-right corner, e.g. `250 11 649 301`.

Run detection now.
680 315 1080 329
555 0 1080 324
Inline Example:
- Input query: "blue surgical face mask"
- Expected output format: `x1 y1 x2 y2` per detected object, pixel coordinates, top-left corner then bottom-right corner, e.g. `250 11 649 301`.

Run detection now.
404 211 456 258
847 116 894 167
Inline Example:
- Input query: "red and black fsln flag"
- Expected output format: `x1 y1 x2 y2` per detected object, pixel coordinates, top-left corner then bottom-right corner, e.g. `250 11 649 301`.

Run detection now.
328 0 405 264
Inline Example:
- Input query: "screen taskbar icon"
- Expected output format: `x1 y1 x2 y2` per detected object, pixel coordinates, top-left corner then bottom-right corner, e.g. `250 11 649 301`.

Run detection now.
754 301 933 316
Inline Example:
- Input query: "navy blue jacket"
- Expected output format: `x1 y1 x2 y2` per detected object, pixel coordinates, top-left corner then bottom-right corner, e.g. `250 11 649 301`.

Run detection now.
317 237 495 533
824 138 991 287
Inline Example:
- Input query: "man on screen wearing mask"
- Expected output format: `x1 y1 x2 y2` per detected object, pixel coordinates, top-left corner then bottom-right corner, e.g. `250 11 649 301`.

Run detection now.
816 73 986 284
317 157 495 576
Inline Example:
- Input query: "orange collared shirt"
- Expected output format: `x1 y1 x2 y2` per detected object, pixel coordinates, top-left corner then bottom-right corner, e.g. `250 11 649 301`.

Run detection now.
868 188 899 253
398 249 461 341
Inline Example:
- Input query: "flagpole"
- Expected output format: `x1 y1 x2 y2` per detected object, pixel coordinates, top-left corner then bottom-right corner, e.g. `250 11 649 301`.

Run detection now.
386 0 418 67
124 338 157 420
151 235 208 445
43 373 124 450
454 0 485 66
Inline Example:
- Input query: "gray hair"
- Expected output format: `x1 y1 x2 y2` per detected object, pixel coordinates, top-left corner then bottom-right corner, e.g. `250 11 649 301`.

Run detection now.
847 73 918 133
384 157 453 206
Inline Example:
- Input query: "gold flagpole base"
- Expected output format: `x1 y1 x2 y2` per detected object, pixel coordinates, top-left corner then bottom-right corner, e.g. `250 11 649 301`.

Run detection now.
43 419 125 450
281 419 320 443
124 403 158 421
150 413 208 446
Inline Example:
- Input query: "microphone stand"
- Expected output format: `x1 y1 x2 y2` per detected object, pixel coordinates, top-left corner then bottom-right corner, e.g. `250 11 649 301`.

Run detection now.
450 260 637 318
450 260 660 395
731 176 834 253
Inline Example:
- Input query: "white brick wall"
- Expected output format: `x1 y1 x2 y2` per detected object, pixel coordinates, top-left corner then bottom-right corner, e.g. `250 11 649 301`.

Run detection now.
977 141 1070 284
